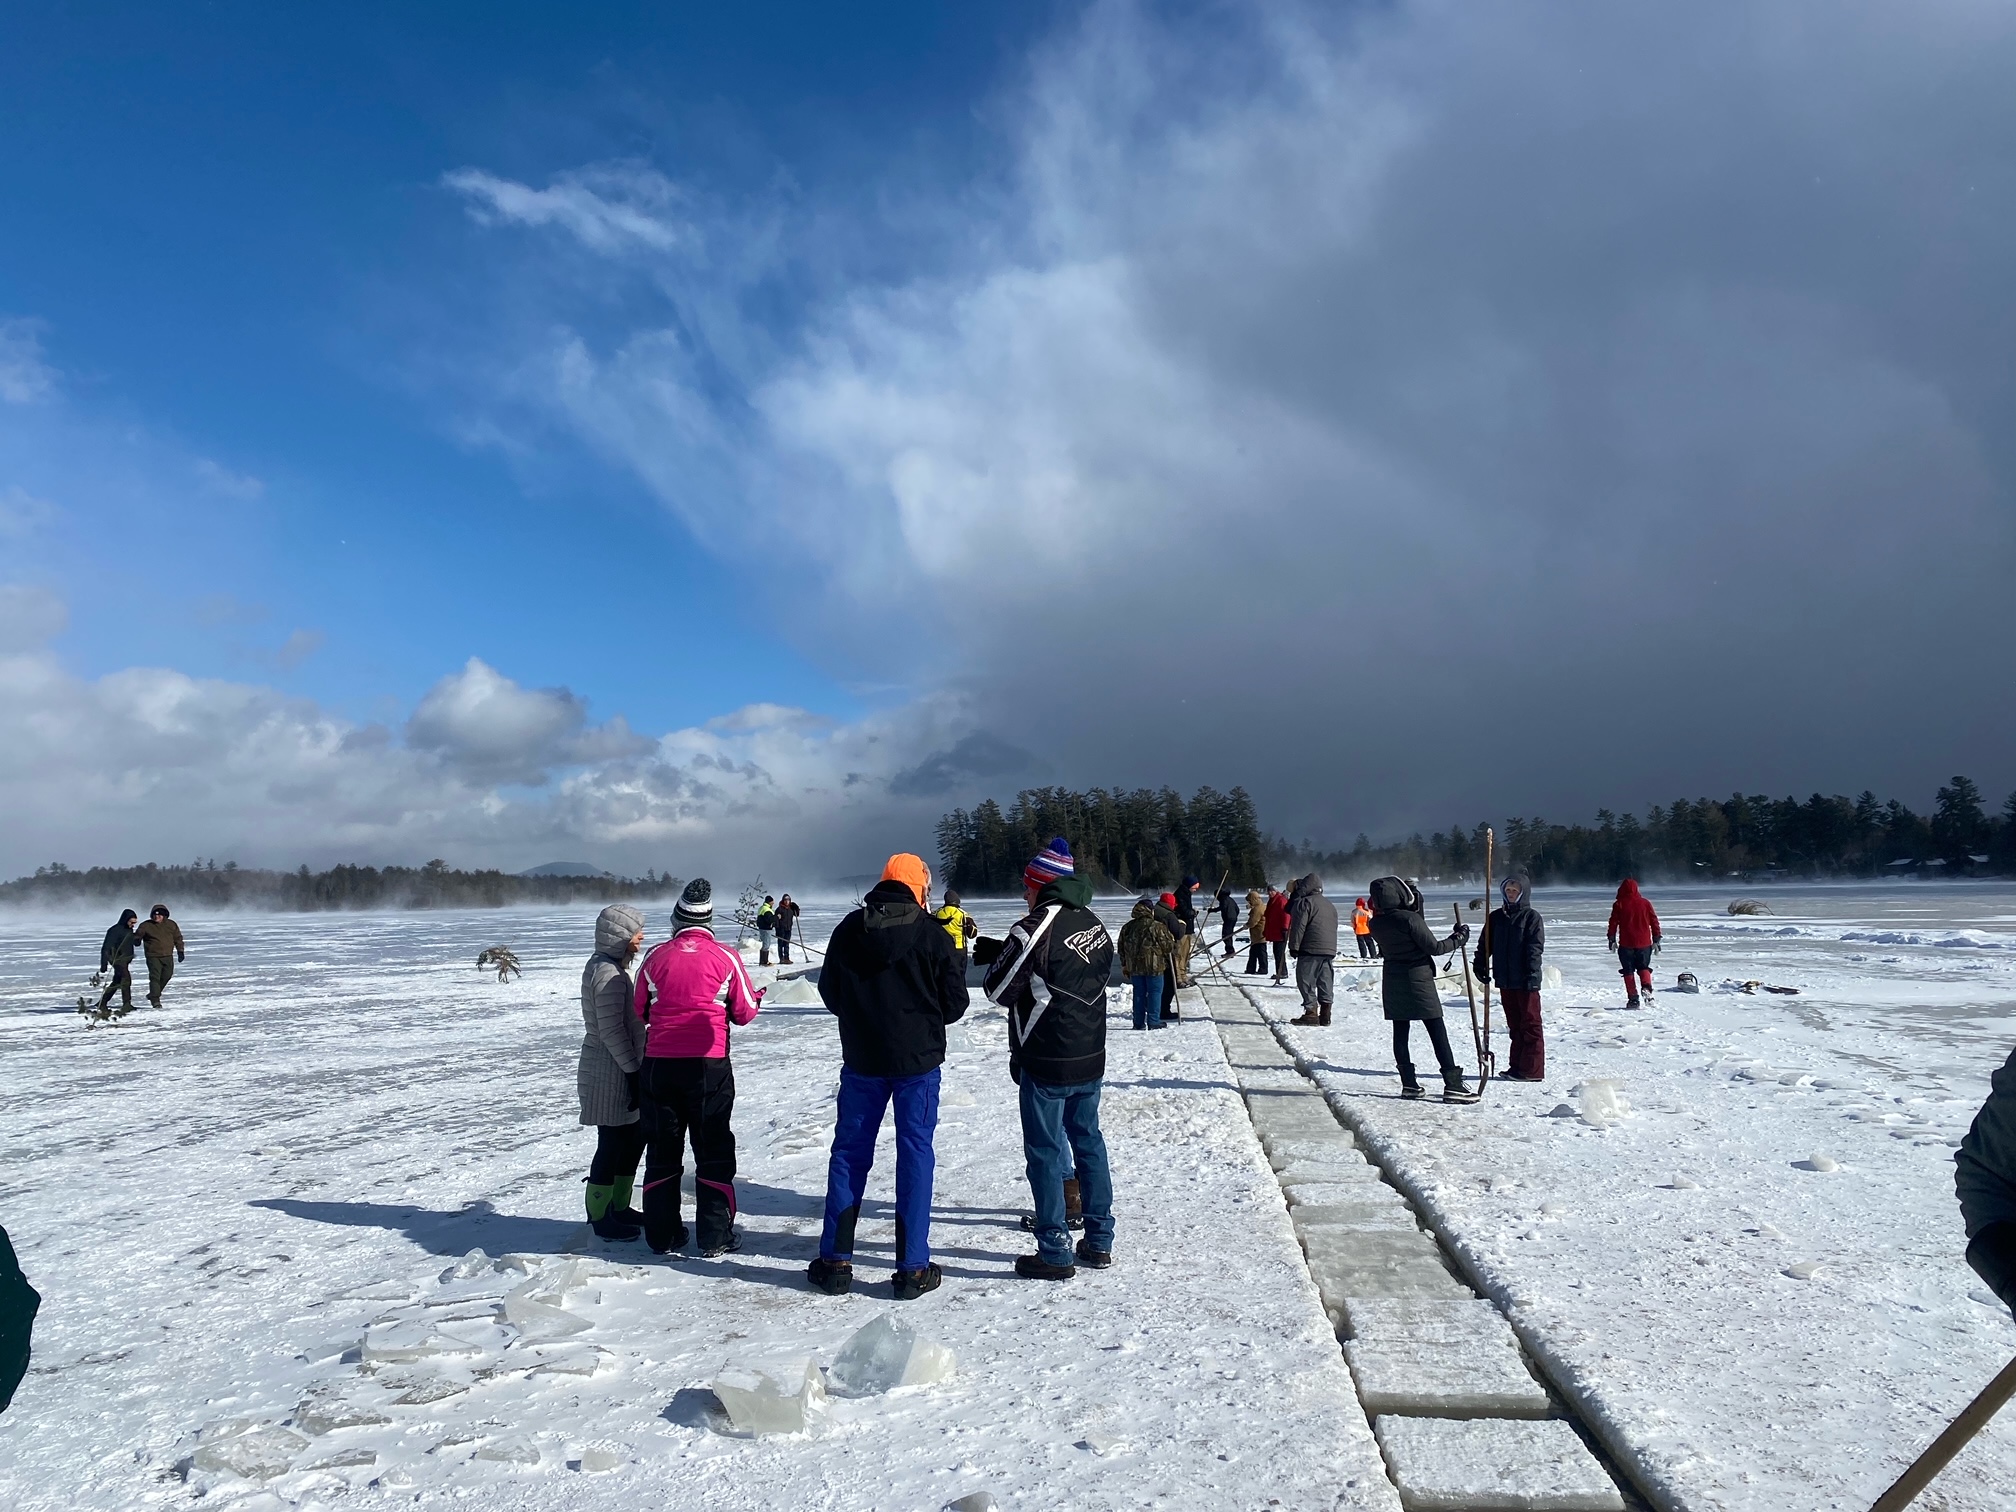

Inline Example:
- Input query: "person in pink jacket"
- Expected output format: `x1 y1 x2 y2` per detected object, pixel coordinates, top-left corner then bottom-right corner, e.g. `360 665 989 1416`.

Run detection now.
632 878 763 1256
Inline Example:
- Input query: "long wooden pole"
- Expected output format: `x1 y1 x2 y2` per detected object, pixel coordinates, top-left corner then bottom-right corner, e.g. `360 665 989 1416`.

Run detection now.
1456 903 1485 1084
1869 1354 2016 1512
1481 828 1496 1088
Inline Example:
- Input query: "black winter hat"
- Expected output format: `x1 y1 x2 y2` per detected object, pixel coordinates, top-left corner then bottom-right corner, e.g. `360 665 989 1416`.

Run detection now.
673 877 714 927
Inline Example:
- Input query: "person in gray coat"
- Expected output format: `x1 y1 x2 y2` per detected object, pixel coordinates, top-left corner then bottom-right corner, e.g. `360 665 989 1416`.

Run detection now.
1287 873 1340 1027
1957 1045 2016 1316
579 903 649 1240
1366 876 1475 1103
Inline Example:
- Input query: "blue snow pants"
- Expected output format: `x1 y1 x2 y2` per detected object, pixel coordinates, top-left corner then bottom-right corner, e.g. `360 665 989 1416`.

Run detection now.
1021 1076 1115 1265
818 1066 940 1271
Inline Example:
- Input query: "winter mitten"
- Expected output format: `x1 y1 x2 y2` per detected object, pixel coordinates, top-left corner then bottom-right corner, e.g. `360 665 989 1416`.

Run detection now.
1967 1221 2016 1315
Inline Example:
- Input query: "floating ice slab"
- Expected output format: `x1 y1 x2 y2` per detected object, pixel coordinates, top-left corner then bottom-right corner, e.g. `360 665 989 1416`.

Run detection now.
1374 1416 1623 1511
1339 1296 1514 1346
713 1358 827 1436
1293 1201 1421 1234
828 1312 957 1396
1346 1338 1550 1417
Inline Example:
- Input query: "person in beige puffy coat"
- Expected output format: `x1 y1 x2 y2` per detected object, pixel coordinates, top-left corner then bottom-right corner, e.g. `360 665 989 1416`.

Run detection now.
579 903 649 1239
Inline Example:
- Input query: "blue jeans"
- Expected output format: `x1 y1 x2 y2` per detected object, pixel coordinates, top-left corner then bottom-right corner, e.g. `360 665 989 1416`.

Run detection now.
1020 1076 1114 1264
1130 974 1164 1029
819 1066 940 1270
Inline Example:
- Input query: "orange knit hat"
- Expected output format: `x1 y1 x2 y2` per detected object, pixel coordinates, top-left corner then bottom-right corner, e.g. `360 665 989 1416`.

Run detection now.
880 853 930 906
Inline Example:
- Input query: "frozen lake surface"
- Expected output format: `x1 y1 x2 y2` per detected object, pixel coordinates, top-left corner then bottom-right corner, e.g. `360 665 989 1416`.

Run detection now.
0 881 2013 1510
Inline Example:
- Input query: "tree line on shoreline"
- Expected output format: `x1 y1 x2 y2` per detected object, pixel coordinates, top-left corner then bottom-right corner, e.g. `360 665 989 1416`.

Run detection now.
942 777 2016 891
0 860 688 912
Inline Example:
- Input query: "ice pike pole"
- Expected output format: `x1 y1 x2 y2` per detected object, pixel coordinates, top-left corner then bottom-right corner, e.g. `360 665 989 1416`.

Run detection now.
1868 1353 2016 1512
1480 827 1497 1088
1455 903 1488 1095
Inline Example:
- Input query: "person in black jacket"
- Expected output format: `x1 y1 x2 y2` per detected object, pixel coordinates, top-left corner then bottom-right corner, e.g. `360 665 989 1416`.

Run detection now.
1367 877 1475 1103
1473 870 1546 1081
809 855 969 1300
985 838 1117 1280
0 1223 37 1414
1215 886 1239 959
1957 1045 2016 1319
774 894 800 964
92 909 139 1016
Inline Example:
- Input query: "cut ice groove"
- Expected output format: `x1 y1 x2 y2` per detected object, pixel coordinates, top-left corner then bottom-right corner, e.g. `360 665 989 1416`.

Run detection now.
1205 977 1644 1512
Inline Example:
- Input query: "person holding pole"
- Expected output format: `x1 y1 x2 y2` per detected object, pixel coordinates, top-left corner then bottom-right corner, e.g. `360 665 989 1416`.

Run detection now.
1367 876 1476 1102
1474 870 1545 1081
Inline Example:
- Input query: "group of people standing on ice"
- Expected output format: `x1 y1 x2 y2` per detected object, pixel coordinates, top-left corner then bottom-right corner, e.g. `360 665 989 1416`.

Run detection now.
574 836 1116 1298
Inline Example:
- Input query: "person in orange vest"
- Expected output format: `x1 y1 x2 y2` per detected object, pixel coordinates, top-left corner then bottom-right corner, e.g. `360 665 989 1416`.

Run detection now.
1352 897 1376 959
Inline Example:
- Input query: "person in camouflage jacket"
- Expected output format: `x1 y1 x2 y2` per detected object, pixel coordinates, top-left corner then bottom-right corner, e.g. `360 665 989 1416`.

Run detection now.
1117 898 1176 1031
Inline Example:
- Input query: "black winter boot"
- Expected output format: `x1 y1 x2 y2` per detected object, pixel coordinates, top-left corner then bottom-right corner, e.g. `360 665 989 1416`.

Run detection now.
1015 1253 1075 1281
807 1257 853 1295
1074 1238 1112 1269
891 1263 942 1300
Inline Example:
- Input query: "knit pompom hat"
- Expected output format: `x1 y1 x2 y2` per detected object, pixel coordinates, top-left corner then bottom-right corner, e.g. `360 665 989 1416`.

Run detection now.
1022 836 1074 893
673 877 714 928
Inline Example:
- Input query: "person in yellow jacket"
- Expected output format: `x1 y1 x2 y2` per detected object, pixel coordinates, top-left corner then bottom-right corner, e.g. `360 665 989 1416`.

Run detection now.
933 889 978 972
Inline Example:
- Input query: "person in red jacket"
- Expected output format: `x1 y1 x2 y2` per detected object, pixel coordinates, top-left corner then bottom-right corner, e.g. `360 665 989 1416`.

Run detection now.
1606 878 1662 1009
1263 888 1291 985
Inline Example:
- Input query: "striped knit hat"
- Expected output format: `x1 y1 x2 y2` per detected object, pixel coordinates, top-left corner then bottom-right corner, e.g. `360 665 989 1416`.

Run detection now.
673 877 714 929
1022 836 1075 893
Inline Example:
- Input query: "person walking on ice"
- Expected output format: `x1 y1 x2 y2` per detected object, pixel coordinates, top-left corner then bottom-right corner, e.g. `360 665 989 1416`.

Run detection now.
1368 876 1476 1102
985 837 1117 1280
810 854 969 1300
1288 873 1339 1027
1474 870 1546 1081
92 909 139 1017
134 904 186 1009
1606 878 1662 1009
578 903 649 1240
632 880 763 1257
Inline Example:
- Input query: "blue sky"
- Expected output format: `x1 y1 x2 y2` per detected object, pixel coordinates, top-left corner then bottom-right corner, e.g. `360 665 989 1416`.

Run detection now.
0 1 1056 730
1 1 2011 880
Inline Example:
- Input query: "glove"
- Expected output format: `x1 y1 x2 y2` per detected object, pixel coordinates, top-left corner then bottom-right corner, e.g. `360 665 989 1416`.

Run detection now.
1653 939 1663 954
1453 923 1470 945
624 1071 641 1111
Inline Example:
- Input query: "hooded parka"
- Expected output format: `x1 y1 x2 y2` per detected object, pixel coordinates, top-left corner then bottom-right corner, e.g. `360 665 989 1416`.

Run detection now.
1475 871 1545 991
818 880 970 1078
579 904 648 1126
1288 874 1340 957
1367 876 1467 1021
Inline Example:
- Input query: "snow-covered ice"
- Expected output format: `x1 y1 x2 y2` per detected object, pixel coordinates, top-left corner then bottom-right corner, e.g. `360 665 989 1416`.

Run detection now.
0 900 1397 1510
1238 881 2016 1511
1374 1415 1626 1511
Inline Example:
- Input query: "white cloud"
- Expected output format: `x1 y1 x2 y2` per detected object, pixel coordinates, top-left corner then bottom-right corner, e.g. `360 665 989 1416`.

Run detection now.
0 584 67 652
440 0 2016 832
194 457 266 500
443 164 690 255
0 485 58 537
0 633 996 881
0 318 55 404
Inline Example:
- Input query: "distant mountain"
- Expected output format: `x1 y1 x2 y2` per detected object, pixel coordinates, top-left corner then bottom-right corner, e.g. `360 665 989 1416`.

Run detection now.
519 861 611 878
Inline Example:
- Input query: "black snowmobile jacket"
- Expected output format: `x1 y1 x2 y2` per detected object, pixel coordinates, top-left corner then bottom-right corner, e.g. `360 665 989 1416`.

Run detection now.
983 875 1115 1086
1474 875 1545 991
98 915 137 971
1958 1044 2016 1314
1368 876 1466 1022
818 881 969 1078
